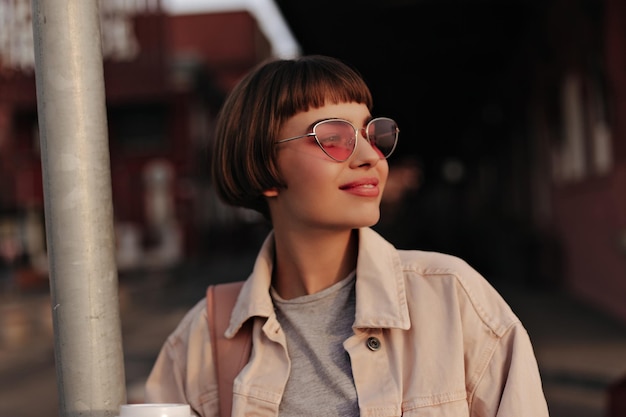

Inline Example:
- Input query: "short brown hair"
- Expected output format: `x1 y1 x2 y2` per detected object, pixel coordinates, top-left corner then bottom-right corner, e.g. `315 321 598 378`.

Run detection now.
211 55 373 219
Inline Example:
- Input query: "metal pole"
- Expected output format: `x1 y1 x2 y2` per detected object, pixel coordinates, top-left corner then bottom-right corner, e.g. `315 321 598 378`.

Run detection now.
31 1 126 416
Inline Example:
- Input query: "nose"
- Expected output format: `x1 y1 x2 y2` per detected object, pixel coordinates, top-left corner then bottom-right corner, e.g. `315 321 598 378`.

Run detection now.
352 130 383 166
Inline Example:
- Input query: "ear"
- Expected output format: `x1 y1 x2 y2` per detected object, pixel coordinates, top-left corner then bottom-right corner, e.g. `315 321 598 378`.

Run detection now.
263 188 279 197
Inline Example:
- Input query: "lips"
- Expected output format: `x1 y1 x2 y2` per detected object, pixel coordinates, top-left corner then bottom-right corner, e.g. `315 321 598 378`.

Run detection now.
339 177 380 196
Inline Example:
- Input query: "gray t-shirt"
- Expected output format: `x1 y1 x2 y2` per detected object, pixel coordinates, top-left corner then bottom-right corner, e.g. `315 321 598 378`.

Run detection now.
271 272 358 416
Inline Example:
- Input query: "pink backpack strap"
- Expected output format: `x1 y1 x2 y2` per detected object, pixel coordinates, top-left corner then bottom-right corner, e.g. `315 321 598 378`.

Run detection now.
206 281 252 417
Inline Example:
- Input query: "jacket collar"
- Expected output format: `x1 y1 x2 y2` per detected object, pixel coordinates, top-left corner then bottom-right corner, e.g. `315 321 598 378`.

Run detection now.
353 227 410 330
225 227 410 338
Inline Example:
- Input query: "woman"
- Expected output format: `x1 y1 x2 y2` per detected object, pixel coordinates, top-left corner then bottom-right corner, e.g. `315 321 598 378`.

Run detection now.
144 55 549 416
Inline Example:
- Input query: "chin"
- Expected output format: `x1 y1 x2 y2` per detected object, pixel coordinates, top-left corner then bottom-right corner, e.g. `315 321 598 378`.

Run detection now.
355 212 381 228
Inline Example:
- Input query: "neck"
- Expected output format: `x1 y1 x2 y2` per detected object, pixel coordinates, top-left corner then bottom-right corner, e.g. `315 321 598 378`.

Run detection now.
272 227 359 299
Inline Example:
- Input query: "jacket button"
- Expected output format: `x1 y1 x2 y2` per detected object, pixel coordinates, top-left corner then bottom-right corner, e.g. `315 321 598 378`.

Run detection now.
366 336 381 351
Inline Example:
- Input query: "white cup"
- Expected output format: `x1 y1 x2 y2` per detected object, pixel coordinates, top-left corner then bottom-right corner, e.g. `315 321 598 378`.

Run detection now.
118 403 193 417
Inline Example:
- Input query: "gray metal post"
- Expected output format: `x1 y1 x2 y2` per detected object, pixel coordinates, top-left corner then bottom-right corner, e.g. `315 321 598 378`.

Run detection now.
31 1 126 416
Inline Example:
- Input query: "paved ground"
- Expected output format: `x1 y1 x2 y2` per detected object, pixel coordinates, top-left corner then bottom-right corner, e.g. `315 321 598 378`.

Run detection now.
498 283 626 417
1 252 626 417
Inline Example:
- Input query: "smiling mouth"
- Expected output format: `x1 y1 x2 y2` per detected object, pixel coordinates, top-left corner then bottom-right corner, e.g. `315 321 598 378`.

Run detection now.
339 180 378 190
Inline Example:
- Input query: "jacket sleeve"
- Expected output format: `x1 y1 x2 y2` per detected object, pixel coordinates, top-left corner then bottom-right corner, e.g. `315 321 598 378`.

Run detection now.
144 299 219 417
144 335 191 404
470 321 550 416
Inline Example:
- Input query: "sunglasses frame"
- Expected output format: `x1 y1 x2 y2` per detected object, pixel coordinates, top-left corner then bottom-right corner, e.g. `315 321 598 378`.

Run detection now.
276 117 399 162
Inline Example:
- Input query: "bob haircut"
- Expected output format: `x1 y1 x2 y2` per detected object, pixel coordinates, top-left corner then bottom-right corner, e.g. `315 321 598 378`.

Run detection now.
211 55 374 220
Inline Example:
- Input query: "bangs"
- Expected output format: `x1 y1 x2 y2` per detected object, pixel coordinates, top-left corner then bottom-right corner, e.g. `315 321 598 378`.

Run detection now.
273 56 373 119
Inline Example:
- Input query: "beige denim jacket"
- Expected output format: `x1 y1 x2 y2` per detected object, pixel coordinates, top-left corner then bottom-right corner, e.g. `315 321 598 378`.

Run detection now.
145 227 549 416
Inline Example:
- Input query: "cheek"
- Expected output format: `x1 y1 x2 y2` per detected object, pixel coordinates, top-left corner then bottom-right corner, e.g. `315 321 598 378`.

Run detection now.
278 153 338 191
287 165 337 195
378 163 390 192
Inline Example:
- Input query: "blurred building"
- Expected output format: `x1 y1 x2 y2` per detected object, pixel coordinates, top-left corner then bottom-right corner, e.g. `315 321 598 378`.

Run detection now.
518 0 626 325
1 0 626 325
0 0 296 284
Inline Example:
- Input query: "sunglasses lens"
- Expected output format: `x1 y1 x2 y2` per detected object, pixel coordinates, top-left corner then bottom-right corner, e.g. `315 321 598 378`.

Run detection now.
368 118 398 158
314 120 356 161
